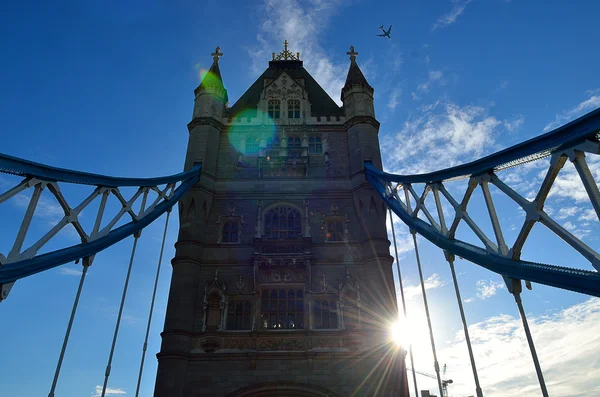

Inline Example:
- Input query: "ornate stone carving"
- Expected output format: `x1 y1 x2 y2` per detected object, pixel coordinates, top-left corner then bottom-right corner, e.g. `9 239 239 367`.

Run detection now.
258 338 305 351
313 337 340 349
258 267 305 283
223 338 253 350
260 244 305 254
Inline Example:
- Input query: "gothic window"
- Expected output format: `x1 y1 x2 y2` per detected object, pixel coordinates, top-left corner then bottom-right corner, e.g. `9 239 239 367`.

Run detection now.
261 288 304 329
246 138 259 155
221 222 239 243
264 205 302 240
268 100 280 119
288 100 301 119
342 292 360 330
287 136 301 149
226 300 252 330
314 299 338 329
326 221 344 242
309 136 322 154
205 292 222 331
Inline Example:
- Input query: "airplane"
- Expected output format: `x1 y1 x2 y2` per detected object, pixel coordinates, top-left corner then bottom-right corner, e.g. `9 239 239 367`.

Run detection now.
377 25 392 39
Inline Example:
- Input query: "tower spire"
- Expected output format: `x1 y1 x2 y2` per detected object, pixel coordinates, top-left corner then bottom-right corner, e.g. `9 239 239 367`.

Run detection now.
343 45 372 91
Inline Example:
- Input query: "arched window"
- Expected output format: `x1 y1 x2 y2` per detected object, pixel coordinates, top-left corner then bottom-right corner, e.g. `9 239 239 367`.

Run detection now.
227 300 252 330
268 100 280 119
245 137 259 155
221 221 239 243
314 299 338 329
261 288 304 329
288 100 301 119
287 136 301 149
205 292 222 331
264 205 302 240
326 221 344 242
309 136 322 154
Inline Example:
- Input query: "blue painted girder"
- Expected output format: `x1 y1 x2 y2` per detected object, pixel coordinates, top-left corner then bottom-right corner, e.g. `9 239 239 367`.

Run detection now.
366 164 600 297
0 165 200 284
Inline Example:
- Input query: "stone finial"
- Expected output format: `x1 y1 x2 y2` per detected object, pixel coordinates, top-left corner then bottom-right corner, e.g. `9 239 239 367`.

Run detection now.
211 46 224 63
273 40 300 61
347 45 358 61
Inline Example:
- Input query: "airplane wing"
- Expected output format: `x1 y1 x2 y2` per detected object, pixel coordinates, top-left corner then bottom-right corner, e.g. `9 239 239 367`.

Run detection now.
377 33 386 37
387 26 392 34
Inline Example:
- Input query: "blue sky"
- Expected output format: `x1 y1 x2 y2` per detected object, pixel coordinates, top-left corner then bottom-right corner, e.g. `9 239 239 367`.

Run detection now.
1 1 600 396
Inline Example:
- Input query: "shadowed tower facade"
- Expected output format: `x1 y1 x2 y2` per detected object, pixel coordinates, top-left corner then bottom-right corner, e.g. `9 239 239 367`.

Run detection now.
154 42 409 397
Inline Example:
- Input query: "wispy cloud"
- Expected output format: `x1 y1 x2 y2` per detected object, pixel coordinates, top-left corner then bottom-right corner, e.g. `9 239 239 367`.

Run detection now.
250 0 349 105
438 298 600 396
433 0 472 30
544 89 600 132
91 385 126 396
416 70 444 94
387 88 402 111
504 115 525 132
403 273 448 300
464 297 475 303
476 279 505 299
57 266 83 276
382 102 505 175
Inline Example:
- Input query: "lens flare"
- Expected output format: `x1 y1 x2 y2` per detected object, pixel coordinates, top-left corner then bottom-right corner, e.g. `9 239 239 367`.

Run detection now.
226 108 276 155
389 319 408 347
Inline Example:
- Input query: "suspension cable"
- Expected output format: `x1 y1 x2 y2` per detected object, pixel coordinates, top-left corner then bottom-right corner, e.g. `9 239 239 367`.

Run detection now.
388 208 419 397
512 282 549 397
411 232 444 397
134 210 171 397
48 257 91 397
445 252 484 397
101 233 140 397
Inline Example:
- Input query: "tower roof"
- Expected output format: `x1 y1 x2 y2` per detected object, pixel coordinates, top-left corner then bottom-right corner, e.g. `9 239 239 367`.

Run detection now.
195 46 228 103
342 46 373 99
226 41 343 118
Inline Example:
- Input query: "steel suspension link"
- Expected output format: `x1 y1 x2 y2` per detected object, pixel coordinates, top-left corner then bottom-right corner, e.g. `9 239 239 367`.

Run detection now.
135 210 171 397
101 233 140 397
444 252 484 397
48 257 91 397
388 208 419 397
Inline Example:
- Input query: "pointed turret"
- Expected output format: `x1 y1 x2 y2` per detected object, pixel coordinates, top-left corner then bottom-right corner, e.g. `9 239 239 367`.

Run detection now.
341 46 375 119
192 46 228 119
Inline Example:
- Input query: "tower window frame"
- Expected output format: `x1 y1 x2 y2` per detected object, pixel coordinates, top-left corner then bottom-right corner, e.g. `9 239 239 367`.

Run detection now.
323 215 348 243
260 288 305 330
309 136 323 154
263 205 303 240
217 215 243 244
288 100 301 119
313 298 339 330
226 300 252 330
268 100 281 119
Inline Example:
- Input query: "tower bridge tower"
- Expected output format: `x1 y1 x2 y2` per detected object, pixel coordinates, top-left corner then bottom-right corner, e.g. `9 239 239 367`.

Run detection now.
154 42 409 397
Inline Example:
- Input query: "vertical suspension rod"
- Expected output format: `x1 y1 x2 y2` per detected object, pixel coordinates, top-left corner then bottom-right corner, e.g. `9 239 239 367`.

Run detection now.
411 232 444 397
134 210 171 397
388 208 419 397
445 253 484 397
404 186 444 397
101 233 140 397
48 257 90 397
513 288 549 397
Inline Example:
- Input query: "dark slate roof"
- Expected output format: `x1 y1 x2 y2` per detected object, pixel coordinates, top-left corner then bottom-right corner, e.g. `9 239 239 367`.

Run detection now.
226 60 343 118
343 59 371 89
195 60 229 103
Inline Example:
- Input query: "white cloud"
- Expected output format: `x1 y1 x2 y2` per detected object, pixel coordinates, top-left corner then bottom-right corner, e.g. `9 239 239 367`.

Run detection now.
504 115 525 131
57 266 83 276
464 297 475 303
556 206 581 220
387 88 401 110
416 70 444 93
433 0 472 30
403 273 448 300
13 192 64 223
250 0 349 105
382 102 503 175
544 90 600 132
476 279 504 299
91 385 127 397
579 209 597 222
439 298 600 397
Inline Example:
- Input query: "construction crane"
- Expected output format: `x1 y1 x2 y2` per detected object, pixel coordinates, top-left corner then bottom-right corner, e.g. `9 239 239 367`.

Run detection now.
408 364 453 397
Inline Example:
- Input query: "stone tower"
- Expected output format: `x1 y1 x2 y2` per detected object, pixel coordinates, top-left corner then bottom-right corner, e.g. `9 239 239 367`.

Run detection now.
154 42 409 397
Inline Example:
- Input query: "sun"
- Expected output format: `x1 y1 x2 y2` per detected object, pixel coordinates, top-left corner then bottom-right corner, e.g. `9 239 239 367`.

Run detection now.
389 318 410 348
